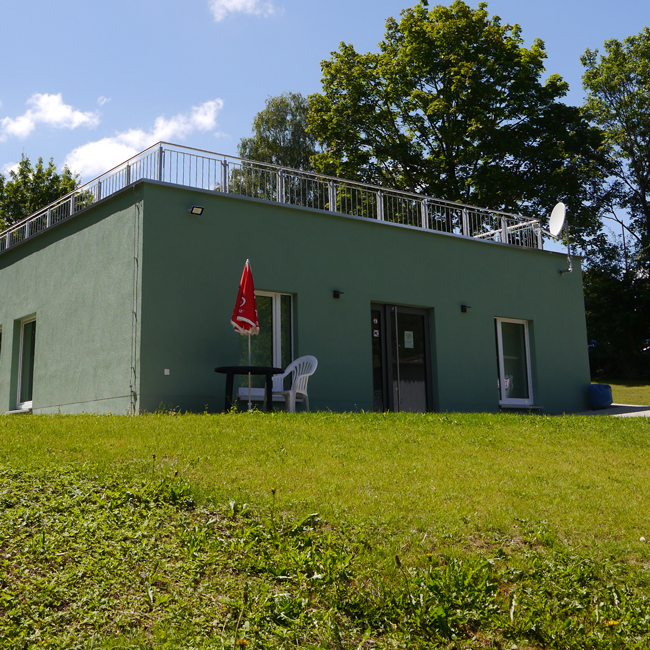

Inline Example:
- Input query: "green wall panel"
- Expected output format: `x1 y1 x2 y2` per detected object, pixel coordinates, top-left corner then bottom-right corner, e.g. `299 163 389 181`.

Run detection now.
137 183 590 414
0 189 142 414
0 180 590 415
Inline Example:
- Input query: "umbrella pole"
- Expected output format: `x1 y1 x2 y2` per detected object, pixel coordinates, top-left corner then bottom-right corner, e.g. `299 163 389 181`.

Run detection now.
247 333 252 411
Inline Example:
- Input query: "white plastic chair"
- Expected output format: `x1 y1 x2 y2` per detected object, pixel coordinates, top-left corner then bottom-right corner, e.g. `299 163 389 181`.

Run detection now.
271 355 318 413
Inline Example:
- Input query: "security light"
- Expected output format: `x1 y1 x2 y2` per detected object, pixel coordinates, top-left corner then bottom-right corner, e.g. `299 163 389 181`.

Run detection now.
188 205 204 216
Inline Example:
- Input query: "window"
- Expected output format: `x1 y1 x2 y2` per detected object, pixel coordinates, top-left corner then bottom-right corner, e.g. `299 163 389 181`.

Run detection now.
18 317 37 410
239 292 292 389
495 317 533 406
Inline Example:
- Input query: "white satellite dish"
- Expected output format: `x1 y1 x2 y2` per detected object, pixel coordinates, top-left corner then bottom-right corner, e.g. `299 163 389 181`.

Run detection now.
549 202 566 238
545 202 573 274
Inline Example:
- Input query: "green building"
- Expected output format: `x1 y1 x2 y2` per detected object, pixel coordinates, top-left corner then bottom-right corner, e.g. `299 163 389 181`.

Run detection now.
0 143 590 415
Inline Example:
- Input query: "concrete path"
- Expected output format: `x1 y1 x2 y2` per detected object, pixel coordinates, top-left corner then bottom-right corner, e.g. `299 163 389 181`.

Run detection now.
574 403 650 417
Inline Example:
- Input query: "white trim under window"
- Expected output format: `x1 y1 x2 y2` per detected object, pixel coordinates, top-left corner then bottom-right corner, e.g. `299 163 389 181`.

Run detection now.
17 317 37 411
495 317 533 407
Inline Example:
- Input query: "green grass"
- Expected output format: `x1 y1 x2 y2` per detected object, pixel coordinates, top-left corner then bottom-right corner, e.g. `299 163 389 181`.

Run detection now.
604 381 650 406
2 412 650 648
2 412 650 552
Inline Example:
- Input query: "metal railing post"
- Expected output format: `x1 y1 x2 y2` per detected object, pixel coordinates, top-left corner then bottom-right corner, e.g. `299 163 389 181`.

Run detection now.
125 164 131 186
328 181 335 212
462 208 469 237
501 217 509 244
377 191 384 221
221 160 229 193
421 199 428 229
157 145 164 181
277 169 285 203
46 208 52 228
70 195 75 216
97 180 102 202
536 222 543 249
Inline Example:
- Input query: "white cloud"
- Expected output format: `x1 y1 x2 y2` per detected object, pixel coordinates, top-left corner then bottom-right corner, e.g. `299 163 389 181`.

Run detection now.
1 161 19 176
64 99 224 178
97 96 111 106
0 93 99 141
208 0 275 21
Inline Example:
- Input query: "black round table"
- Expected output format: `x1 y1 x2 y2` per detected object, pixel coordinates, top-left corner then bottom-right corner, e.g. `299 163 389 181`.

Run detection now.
215 366 283 412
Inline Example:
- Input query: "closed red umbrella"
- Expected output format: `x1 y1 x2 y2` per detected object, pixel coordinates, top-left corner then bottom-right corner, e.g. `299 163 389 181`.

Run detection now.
231 259 259 409
231 259 259 335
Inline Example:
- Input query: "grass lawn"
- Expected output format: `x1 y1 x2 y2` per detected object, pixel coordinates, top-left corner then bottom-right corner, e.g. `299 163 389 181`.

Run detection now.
604 381 650 406
2 412 650 648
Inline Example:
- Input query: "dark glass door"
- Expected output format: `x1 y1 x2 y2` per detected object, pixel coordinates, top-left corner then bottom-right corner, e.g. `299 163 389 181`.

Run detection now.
371 304 432 412
392 310 428 412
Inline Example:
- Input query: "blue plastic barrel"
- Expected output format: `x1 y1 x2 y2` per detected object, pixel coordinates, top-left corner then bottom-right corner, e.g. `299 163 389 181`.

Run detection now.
589 384 613 410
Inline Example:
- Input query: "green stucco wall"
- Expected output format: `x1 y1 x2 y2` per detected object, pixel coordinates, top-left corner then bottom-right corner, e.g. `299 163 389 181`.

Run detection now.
137 182 591 414
0 189 142 414
0 180 590 415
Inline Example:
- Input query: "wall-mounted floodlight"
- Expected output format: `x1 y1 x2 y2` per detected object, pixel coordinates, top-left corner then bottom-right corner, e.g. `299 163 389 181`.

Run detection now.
461 304 471 313
188 205 204 216
333 290 344 299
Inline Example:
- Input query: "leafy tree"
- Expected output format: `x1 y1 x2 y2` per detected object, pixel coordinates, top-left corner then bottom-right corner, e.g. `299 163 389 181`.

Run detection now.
578 28 650 380
238 92 320 170
583 246 650 379
307 1 606 239
581 27 650 267
0 156 78 230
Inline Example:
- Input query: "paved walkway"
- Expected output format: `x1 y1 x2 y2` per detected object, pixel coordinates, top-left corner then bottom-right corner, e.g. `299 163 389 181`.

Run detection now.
574 403 650 417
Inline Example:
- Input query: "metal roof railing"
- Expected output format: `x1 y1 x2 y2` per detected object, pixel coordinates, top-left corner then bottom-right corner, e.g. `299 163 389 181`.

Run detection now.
0 142 543 254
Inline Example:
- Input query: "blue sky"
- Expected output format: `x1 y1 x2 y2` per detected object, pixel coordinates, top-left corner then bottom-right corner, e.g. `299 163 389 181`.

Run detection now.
1 0 648 183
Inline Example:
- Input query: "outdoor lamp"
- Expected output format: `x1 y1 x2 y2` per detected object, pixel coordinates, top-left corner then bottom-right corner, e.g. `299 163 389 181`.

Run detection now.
188 205 204 215
333 290 344 299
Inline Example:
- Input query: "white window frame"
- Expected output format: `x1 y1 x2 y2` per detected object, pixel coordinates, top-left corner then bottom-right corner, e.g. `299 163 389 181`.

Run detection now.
238 292 293 401
495 317 533 407
17 316 37 411
256 291 293 369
